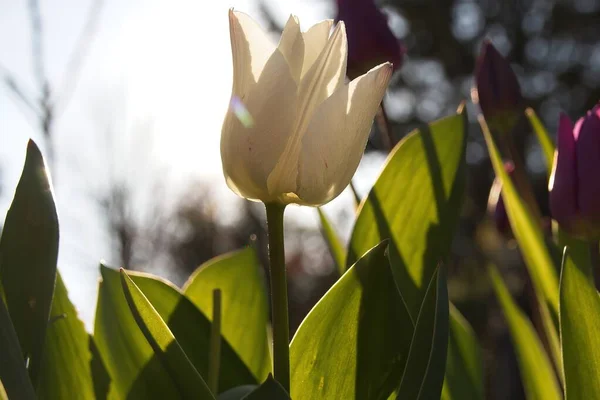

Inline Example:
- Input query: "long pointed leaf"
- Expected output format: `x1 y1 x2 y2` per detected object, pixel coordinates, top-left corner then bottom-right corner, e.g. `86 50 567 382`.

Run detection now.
0 140 59 385
120 269 215 400
560 247 600 399
183 247 270 381
95 265 255 398
317 208 346 275
525 108 554 176
394 267 449 399
0 379 8 400
442 305 484 400
290 242 414 399
0 295 35 399
489 266 561 400
347 110 467 319
242 375 289 400
37 272 102 399
481 118 559 316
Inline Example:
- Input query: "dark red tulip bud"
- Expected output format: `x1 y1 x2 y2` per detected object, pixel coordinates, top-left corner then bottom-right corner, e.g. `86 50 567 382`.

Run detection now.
549 109 600 239
488 162 515 237
474 41 524 134
336 0 405 80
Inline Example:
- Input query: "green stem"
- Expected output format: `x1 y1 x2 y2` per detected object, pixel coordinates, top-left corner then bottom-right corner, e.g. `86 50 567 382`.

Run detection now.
349 181 361 210
208 289 222 395
265 203 290 392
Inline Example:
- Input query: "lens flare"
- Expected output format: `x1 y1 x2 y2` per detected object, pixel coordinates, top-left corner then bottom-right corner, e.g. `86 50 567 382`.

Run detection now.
230 96 254 128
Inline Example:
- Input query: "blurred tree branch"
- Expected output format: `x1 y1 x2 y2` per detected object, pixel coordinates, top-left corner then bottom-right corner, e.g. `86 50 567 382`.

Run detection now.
0 0 104 168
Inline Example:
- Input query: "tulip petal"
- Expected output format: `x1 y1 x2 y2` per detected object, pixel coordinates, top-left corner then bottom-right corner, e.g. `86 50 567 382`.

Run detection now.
575 106 600 220
266 22 348 199
295 63 392 205
298 21 347 114
278 15 305 83
221 49 298 202
229 10 276 98
301 20 334 78
549 114 578 227
221 110 266 201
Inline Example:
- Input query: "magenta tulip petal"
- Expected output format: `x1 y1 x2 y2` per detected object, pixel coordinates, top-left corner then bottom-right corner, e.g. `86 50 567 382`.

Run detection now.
575 106 600 220
475 41 523 125
336 0 404 79
549 113 578 229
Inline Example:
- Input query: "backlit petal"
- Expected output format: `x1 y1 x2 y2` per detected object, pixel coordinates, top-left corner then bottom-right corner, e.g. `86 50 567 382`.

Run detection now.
298 21 347 120
296 63 392 205
229 10 276 98
221 49 298 202
221 109 266 201
266 22 348 198
278 15 304 83
549 114 578 228
575 106 600 219
301 19 333 78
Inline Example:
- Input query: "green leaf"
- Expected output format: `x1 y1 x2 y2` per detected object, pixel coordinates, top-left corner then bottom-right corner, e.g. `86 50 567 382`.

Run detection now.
441 305 484 400
37 273 94 398
0 294 35 400
120 269 215 400
183 247 271 381
347 111 467 318
393 267 449 400
0 379 8 400
525 108 554 176
94 265 255 398
36 272 109 399
0 140 59 384
488 266 561 400
217 386 256 400
317 208 346 275
560 247 600 399
290 241 414 399
242 375 289 400
482 120 559 316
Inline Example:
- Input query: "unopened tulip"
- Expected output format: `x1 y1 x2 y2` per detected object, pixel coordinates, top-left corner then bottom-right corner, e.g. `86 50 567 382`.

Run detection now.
475 41 524 133
549 109 600 239
221 10 392 206
336 0 404 80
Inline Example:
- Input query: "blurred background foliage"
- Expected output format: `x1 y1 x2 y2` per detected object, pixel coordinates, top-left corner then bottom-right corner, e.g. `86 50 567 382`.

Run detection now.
2 0 600 398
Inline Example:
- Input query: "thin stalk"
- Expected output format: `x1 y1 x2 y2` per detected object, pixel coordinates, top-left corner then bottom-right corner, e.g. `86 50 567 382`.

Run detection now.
265 203 290 392
505 136 543 223
208 289 222 394
376 102 395 151
349 181 361 210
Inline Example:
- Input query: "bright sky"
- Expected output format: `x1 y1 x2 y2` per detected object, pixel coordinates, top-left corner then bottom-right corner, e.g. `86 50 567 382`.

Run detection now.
0 0 386 328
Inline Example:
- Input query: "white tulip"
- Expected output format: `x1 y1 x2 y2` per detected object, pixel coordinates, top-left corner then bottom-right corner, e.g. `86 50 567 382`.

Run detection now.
221 10 393 206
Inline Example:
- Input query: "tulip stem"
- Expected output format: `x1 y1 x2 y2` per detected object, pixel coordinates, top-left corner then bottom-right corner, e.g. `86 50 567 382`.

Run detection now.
265 202 290 393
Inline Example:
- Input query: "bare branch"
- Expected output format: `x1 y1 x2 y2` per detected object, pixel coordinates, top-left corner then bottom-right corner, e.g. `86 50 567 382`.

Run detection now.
2 80 41 131
52 0 105 114
4 76 43 116
27 0 46 91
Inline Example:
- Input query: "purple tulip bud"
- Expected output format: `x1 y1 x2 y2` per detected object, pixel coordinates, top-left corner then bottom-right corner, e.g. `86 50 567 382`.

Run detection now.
475 41 524 133
336 0 405 80
488 161 515 237
549 109 600 239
